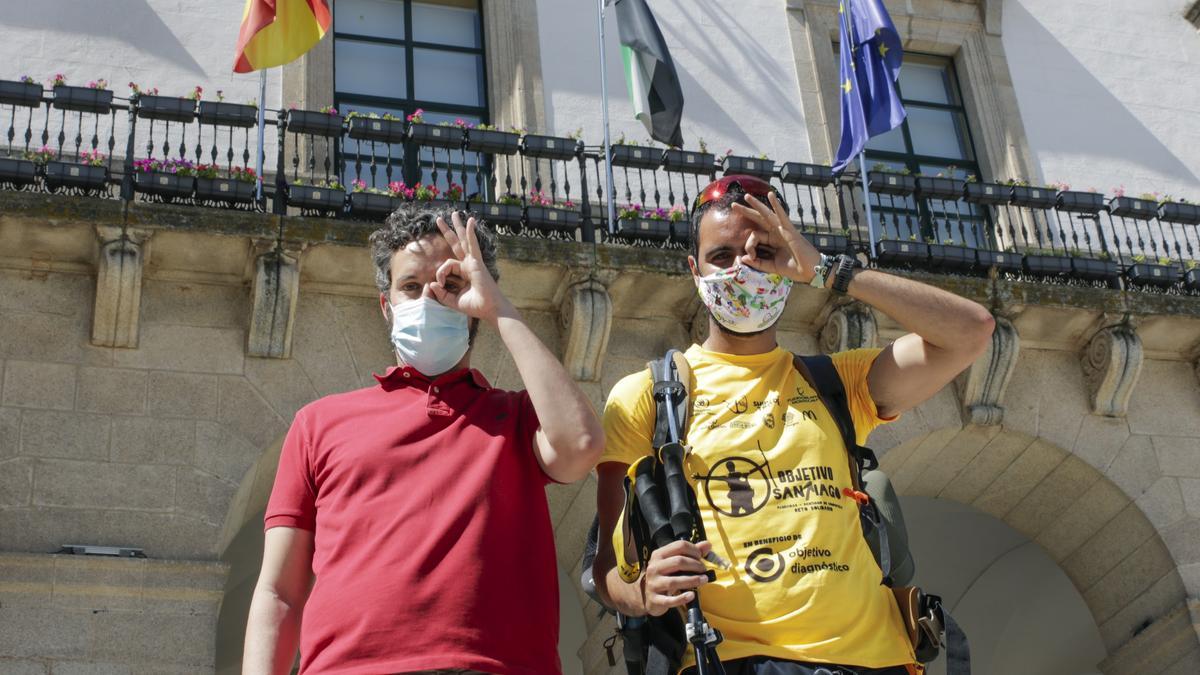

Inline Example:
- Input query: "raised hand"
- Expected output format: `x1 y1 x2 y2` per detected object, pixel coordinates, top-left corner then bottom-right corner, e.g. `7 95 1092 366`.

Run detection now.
432 211 513 324
731 191 824 284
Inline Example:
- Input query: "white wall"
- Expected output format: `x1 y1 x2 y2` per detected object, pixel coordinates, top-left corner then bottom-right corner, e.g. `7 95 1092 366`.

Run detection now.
535 0 812 161
1002 0 1200 198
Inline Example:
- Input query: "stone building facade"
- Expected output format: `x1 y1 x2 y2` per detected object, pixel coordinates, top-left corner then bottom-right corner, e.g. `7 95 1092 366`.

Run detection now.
1 1 1200 674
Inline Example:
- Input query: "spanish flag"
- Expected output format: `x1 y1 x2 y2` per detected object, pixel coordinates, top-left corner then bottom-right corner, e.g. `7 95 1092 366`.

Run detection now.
233 0 332 73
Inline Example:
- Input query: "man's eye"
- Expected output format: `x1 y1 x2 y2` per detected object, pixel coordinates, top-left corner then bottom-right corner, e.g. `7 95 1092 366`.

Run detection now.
401 283 420 293
756 248 774 260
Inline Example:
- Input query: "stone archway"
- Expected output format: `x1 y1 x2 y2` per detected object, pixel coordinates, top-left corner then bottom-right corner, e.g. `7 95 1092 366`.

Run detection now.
877 426 1199 675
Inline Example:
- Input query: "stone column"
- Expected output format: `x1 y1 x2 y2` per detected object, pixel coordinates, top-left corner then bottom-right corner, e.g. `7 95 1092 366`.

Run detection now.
956 314 1020 425
247 246 301 359
92 226 150 348
1081 324 1143 418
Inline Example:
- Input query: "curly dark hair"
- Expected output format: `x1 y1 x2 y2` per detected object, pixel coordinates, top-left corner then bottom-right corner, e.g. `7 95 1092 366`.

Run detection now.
689 190 744 260
369 202 500 294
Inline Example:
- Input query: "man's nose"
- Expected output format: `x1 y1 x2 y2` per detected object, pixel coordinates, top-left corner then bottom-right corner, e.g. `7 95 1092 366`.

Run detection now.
421 283 438 300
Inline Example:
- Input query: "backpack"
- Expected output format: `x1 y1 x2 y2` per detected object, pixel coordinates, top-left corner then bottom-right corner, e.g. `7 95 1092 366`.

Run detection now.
581 349 969 674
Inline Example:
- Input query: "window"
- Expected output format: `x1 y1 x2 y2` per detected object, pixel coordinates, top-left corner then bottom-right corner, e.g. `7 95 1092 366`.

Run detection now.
334 0 488 194
862 54 988 247
1188 2 1200 30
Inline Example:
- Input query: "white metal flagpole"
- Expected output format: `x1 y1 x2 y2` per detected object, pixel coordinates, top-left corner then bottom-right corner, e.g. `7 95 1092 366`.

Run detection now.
255 69 267 203
858 151 878 258
597 0 617 233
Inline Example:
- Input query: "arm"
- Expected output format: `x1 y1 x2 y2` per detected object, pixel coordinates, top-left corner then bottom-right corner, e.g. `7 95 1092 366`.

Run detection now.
593 462 710 617
243 527 315 675
432 213 604 483
734 193 995 418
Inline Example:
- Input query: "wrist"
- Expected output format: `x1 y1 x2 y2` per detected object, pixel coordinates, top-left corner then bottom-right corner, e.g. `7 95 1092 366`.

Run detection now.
488 300 521 327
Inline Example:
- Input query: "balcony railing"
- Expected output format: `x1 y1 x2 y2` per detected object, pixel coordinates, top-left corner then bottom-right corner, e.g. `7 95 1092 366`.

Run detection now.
0 77 1197 294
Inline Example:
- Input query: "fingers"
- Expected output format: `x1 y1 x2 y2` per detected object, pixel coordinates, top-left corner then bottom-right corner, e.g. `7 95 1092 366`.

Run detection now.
730 201 771 231
642 540 712 616
430 259 462 307
743 230 760 264
464 216 481 259
767 190 790 223
436 216 465 260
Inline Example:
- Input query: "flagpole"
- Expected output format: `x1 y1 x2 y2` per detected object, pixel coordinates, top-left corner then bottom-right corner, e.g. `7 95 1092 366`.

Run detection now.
255 69 267 204
597 0 617 233
857 151 878 258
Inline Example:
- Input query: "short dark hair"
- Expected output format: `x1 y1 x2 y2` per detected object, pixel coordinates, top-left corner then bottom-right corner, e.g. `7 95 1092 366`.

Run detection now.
369 203 500 293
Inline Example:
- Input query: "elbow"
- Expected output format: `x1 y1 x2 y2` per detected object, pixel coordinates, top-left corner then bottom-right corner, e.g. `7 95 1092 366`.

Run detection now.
963 307 995 359
549 432 605 484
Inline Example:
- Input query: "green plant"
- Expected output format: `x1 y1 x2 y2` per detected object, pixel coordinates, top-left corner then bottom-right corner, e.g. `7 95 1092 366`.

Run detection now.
474 122 499 131
1183 260 1197 270
195 164 219 179
293 178 343 190
23 145 54 166
185 86 203 101
1096 251 1112 261
566 127 584 141
697 137 709 154
230 167 256 184
942 238 956 246
48 73 66 88
1157 257 1173 266
1131 254 1146 263
86 79 108 90
907 233 918 241
1003 178 1029 187
965 174 977 183
756 152 769 160
496 192 522 206
78 149 106 167
318 105 338 115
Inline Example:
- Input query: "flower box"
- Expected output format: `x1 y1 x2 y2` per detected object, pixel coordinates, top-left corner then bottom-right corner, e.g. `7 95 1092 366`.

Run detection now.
662 149 715 175
287 110 344 138
135 171 195 199
1107 196 1158 220
51 85 113 114
1158 201 1200 225
1125 263 1180 288
977 250 1024 274
44 161 108 190
136 95 196 123
916 177 965 201
198 101 258 128
1056 190 1105 214
779 162 834 187
1071 257 1120 283
424 199 467 213
0 80 44 107
520 134 578 161
868 172 916 196
810 232 850 255
615 218 672 241
524 206 581 231
407 123 465 150
607 144 662 170
1184 267 1200 292
196 177 256 204
1023 253 1072 276
477 202 524 226
927 244 976 270
721 155 774 179
963 182 1010 205
348 192 404 219
876 239 929 265
288 184 346 212
348 117 407 144
1010 186 1056 209
466 129 520 155
0 157 37 186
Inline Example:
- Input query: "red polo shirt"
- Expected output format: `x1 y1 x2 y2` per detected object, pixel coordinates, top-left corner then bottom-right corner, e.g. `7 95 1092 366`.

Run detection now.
265 365 561 675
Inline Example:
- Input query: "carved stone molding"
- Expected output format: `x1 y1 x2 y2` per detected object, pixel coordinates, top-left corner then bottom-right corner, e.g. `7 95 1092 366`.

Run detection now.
559 279 613 382
1080 324 1143 418
818 300 878 354
247 248 301 359
956 315 1019 426
92 226 150 348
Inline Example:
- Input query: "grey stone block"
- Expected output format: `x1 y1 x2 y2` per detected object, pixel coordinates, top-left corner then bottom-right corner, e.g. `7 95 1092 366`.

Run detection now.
88 611 216 666
2 360 76 410
1127 360 1200 437
242 357 320 422
110 417 195 465
1182 477 1200 519
971 438 1066 522
1162 518 1200 566
216 378 286 450
1135 476 1186 531
0 605 91 659
1083 536 1177 624
289 294 363 396
48 662 132 675
140 558 228 615
939 431 1035 505
1106 434 1162 500
0 406 18 457
147 371 218 419
0 457 34 507
33 460 175 510
194 422 262 485
52 554 146 612
1152 435 1200 478
0 553 55 608
21 410 111 460
112 324 244 375
141 280 248 329
75 367 147 415
1004 454 1102 538
175 467 239 528
1035 477 1130 562
0 658 48 674
1062 502 1158 591
0 507 221 561
0 309 108 365
1072 414 1131 472
1096 570 1186 648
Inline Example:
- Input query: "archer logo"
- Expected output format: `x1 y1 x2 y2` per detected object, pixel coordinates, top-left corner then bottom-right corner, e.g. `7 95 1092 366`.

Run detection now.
728 397 749 414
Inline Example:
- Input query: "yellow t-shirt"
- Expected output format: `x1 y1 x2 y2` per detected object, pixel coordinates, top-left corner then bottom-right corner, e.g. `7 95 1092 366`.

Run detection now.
601 344 915 669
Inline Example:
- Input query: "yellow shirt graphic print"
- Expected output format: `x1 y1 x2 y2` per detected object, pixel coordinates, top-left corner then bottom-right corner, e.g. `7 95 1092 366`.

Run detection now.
601 345 915 670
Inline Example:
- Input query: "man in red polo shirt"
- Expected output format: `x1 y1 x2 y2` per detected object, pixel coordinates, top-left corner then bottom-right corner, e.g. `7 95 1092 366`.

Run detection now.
242 206 605 675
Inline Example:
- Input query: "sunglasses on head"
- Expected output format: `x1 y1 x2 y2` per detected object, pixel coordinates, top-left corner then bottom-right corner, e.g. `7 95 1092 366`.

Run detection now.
692 174 787 214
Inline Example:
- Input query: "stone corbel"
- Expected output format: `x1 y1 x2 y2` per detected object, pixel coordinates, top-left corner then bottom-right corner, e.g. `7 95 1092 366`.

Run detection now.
247 243 302 359
983 0 1003 36
557 274 614 382
956 314 1019 426
818 299 878 354
92 225 151 348
1080 322 1143 417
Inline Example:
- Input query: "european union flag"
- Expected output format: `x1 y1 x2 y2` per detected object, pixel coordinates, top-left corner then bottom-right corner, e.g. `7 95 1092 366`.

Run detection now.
833 0 906 174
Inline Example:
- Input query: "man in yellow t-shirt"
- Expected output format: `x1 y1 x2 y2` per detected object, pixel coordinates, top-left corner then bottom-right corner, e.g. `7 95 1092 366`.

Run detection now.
592 175 996 675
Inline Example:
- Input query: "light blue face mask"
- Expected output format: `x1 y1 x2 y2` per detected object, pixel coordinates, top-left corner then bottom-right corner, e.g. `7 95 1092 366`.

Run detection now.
389 297 470 377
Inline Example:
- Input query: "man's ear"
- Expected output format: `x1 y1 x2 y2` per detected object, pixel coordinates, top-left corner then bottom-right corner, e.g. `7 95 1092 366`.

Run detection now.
688 255 700 279
379 292 390 323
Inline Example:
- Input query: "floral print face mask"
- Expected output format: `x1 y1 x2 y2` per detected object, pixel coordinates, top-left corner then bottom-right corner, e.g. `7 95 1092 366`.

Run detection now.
696 263 793 333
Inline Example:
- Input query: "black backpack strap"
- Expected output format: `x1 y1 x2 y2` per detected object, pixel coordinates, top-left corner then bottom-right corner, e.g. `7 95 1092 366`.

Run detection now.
794 354 890 584
649 349 690 449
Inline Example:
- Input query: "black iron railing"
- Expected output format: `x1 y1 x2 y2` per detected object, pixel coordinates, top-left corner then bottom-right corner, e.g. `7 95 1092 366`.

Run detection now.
0 76 1197 293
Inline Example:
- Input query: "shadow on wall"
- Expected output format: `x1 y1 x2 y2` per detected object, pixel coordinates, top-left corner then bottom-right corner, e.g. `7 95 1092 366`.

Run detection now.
903 497 1106 675
1003 1 1200 186
8 0 207 76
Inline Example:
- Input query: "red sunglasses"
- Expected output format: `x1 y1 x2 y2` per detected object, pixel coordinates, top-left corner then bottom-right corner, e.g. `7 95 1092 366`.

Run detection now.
692 174 786 213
